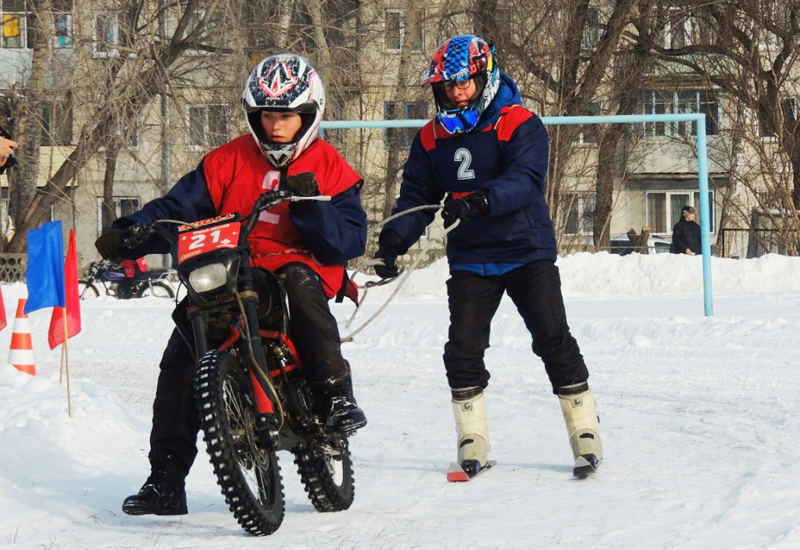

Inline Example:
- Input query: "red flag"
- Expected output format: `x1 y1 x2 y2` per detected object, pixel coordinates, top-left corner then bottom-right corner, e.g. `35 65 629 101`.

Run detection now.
48 229 81 349
0 284 6 331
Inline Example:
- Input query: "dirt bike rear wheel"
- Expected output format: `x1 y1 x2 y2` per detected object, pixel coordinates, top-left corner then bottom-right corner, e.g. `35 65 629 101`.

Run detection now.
78 280 100 300
194 350 285 536
294 435 355 512
136 280 174 299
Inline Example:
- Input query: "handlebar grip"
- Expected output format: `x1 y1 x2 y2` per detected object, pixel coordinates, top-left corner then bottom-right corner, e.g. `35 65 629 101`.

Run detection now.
121 224 150 249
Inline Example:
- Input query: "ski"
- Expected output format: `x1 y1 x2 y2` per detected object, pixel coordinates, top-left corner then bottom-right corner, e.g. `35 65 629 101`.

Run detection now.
573 455 600 479
446 460 496 482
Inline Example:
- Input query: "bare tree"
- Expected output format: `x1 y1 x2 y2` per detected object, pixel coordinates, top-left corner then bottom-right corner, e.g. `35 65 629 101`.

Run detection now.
8 0 53 235
4 0 244 253
591 0 661 250
656 0 800 254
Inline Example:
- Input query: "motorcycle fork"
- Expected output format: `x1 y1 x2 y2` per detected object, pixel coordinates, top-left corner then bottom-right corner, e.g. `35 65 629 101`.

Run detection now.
234 289 285 424
187 296 276 415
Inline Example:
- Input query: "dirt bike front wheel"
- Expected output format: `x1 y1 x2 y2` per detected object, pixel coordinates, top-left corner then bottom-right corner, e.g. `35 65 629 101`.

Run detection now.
78 280 100 300
136 280 174 299
194 350 285 536
294 435 355 512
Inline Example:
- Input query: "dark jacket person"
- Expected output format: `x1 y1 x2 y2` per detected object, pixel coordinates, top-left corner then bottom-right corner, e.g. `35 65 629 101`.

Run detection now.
671 206 701 255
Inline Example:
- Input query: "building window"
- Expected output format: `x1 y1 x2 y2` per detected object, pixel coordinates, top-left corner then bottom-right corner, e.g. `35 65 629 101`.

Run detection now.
179 1 225 54
646 190 714 234
189 104 228 150
127 119 139 149
0 196 10 238
564 193 596 236
384 8 423 53
1 0 33 48
53 0 72 48
384 101 427 149
94 11 133 57
759 96 798 139
321 97 346 146
661 7 690 49
641 89 720 137
2 1 73 49
581 7 601 50
97 196 140 235
575 101 603 145
99 117 140 151
42 98 73 146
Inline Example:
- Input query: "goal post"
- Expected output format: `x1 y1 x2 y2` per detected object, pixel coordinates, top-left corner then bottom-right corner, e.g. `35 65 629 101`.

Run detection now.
321 113 714 316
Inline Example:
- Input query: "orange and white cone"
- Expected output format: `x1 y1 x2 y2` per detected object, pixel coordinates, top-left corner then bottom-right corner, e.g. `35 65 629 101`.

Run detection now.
8 298 35 375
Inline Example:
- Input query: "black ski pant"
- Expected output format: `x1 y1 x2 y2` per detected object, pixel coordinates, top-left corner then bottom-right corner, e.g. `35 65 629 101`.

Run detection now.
149 262 349 471
443 260 589 394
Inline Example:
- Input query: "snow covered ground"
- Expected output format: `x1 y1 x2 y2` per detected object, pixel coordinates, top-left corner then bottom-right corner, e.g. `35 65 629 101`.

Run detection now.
1 251 799 549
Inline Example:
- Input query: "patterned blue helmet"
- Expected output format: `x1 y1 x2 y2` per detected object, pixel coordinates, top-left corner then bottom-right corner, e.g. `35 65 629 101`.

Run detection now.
421 35 500 134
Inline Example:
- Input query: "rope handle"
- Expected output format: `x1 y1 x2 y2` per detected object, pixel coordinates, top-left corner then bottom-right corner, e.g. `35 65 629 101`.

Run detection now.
341 205 458 342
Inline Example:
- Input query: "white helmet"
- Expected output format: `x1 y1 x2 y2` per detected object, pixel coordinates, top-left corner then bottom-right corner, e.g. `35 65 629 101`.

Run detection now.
242 53 325 167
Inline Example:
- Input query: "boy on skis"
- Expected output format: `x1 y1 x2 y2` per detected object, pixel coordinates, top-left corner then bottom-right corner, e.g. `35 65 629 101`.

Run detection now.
373 34 603 478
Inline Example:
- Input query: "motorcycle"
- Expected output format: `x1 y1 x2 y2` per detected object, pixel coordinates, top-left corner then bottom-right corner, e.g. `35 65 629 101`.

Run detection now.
120 189 355 536
78 259 175 300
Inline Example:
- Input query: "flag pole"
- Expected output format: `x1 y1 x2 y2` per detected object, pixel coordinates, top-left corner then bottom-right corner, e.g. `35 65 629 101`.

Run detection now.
62 303 72 417
59 341 65 382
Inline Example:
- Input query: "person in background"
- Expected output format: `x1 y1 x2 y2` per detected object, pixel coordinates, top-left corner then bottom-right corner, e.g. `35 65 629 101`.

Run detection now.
372 34 602 479
116 257 148 299
670 206 701 255
0 126 18 175
95 53 368 516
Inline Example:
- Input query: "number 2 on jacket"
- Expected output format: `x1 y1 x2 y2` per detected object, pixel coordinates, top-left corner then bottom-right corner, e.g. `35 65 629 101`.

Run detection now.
454 148 475 180
260 169 281 224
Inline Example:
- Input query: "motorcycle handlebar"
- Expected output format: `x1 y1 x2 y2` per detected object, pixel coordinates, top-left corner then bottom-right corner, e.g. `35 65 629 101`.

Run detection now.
243 190 331 233
120 190 332 249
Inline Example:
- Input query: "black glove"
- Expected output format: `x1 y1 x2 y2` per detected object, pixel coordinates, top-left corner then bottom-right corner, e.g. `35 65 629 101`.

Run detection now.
95 228 125 260
373 245 400 279
373 229 408 279
286 172 319 197
441 190 490 228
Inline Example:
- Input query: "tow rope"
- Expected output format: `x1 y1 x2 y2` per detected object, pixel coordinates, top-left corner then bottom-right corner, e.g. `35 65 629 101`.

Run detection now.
341 205 459 343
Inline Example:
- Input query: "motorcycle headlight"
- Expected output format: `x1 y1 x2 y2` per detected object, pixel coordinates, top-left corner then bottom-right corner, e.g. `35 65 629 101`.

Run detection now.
188 263 228 293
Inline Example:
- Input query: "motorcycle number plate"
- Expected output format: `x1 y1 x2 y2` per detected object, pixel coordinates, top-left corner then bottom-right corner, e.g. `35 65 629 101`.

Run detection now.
178 221 240 264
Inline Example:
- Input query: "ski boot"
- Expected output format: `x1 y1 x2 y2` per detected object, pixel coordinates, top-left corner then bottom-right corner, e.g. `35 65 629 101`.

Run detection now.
316 381 367 434
122 451 188 515
451 387 491 477
558 382 603 478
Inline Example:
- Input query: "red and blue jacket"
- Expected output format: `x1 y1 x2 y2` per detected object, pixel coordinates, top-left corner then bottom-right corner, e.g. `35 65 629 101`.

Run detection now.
383 73 557 266
114 135 366 298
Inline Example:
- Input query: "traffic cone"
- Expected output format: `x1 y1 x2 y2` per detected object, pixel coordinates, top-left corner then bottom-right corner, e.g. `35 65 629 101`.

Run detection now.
8 298 35 375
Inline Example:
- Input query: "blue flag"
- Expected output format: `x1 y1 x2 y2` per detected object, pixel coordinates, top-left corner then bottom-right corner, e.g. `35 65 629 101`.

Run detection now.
25 221 66 314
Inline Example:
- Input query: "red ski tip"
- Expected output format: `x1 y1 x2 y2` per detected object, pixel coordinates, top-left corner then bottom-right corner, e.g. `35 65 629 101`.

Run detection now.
446 460 496 482
447 462 470 482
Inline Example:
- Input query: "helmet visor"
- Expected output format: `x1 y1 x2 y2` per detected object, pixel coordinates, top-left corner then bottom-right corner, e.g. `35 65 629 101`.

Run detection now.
242 101 318 115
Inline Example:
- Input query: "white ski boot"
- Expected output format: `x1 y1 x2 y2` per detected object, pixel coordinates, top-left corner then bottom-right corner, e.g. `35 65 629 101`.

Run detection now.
451 387 491 477
558 382 603 478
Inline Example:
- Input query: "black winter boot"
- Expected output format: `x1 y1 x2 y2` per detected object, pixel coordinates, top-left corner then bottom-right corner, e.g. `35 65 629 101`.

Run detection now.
122 452 188 516
316 383 367 434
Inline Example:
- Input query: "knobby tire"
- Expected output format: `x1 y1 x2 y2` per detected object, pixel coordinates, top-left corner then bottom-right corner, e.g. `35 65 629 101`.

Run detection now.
194 350 285 536
293 439 355 512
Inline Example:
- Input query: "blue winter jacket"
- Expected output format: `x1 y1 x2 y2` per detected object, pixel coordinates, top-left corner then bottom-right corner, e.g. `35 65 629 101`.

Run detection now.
383 73 557 265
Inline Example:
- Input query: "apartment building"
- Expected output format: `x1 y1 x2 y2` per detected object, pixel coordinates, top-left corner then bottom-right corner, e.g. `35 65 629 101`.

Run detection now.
1 0 797 276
